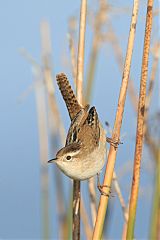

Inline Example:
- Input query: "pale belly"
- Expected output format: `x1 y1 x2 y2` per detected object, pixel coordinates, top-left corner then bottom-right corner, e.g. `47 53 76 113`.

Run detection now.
57 125 107 180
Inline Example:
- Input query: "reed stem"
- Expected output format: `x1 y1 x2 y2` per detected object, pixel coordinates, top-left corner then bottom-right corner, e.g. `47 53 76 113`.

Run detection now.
73 1 87 239
92 1 139 238
126 0 154 238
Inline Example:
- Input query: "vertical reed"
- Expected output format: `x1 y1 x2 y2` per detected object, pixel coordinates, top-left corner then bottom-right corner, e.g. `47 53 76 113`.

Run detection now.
73 0 87 239
126 1 154 238
34 70 50 239
93 1 139 238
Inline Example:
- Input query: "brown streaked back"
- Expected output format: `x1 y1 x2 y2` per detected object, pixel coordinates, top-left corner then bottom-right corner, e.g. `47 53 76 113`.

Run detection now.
56 73 82 120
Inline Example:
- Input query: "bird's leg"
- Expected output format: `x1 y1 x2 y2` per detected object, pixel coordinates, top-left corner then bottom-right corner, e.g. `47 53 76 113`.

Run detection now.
106 137 123 149
97 173 111 197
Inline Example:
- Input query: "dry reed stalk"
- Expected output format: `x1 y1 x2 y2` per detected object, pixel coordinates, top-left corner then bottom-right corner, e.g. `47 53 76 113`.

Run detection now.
107 152 128 224
121 203 130 240
86 2 128 226
108 150 128 224
112 171 129 240
20 49 68 238
126 0 154 238
68 20 93 240
40 21 67 239
81 197 92 239
92 1 139 238
76 0 87 103
150 149 160 239
147 43 160 239
68 33 77 86
85 0 109 103
88 177 97 226
109 22 159 158
40 21 66 143
85 37 98 103
34 69 50 239
73 1 87 239
145 47 159 110
69 4 127 231
68 17 77 86
20 32 91 239
108 27 159 238
20 50 50 238
144 42 159 159
107 23 138 112
120 41 159 239
112 171 128 222
86 1 109 226
110 35 159 238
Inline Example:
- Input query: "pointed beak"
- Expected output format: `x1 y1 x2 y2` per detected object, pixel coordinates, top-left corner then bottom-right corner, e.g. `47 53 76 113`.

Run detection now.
48 158 57 163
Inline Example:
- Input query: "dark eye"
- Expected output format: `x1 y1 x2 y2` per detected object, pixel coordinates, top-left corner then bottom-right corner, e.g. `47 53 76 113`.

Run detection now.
66 155 72 161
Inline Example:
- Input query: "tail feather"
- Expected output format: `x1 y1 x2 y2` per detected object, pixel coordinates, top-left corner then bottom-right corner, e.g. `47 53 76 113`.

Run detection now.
56 73 82 120
87 106 100 142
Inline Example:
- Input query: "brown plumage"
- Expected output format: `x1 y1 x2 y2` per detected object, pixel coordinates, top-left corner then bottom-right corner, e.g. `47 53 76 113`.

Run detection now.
48 73 106 180
56 73 100 152
56 73 82 120
66 106 100 155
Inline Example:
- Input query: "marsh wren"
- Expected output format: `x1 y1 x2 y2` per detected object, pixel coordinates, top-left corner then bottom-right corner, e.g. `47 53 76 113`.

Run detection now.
48 73 107 181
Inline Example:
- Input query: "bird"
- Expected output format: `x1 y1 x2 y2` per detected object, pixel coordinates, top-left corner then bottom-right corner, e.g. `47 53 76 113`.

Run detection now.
48 73 107 182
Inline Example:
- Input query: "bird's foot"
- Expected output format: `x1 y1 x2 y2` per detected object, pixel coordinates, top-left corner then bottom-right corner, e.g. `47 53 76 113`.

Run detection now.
97 184 111 197
106 137 123 149
97 173 111 197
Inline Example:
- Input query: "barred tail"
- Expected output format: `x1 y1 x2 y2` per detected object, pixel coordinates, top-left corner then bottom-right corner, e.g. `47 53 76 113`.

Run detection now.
56 73 82 120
